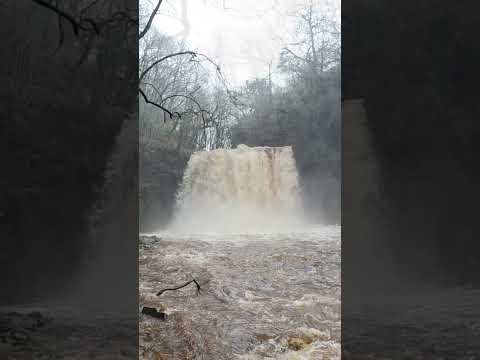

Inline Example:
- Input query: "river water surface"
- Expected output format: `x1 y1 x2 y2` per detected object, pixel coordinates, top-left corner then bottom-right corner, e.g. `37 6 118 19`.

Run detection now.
139 225 341 359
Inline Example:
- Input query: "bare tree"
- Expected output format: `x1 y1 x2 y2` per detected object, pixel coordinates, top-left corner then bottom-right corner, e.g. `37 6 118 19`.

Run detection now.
139 29 235 160
279 0 340 80
138 0 238 150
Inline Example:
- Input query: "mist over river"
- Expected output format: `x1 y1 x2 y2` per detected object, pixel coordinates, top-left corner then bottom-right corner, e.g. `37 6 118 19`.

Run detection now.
140 145 340 359
169 145 306 233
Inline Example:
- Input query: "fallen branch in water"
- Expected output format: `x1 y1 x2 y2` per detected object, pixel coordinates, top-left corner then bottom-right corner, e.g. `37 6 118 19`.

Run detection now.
157 279 201 297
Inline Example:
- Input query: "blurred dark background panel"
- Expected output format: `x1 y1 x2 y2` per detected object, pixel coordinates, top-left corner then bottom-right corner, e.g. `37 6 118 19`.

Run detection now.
0 1 138 358
342 0 479 358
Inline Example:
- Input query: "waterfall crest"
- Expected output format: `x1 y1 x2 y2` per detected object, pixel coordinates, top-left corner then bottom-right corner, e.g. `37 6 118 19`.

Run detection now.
169 144 305 233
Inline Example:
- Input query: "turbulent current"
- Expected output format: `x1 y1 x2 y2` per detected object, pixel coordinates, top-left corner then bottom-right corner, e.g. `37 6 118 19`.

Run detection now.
140 145 340 359
140 227 341 360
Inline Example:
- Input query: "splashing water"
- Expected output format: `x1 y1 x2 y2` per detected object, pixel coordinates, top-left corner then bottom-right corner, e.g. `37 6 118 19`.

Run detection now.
139 227 341 359
169 144 306 233
141 145 340 359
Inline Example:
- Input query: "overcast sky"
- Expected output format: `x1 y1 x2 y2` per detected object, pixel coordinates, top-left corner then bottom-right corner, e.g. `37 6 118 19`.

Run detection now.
150 0 309 86
148 0 340 86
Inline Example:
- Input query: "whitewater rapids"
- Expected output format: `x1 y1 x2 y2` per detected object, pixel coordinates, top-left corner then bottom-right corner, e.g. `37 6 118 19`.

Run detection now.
140 145 340 359
139 226 341 359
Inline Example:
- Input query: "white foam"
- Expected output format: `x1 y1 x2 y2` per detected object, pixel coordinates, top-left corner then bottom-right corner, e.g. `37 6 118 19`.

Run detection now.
168 144 307 233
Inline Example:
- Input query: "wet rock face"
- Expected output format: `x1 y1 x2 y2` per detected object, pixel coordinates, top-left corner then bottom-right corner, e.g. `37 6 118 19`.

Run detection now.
139 226 340 359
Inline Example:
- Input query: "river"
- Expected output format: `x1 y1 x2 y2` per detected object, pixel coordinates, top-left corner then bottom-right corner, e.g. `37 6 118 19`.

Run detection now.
139 225 341 359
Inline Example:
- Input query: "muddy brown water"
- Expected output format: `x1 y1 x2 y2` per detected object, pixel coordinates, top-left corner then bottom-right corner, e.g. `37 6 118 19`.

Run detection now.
139 225 341 359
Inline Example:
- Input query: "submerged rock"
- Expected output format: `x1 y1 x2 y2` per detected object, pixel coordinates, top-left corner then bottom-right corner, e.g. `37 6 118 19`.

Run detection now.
141 307 167 320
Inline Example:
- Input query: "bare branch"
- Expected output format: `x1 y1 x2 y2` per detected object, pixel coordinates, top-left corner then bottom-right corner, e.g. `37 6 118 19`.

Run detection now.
156 279 201 296
139 0 163 39
142 82 164 99
161 94 207 113
140 51 198 82
139 88 179 120
32 0 86 35
53 2 64 54
80 0 101 16
32 0 138 40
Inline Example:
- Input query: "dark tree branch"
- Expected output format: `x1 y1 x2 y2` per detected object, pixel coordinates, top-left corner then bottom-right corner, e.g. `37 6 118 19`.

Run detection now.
32 0 137 40
139 0 163 39
99 11 138 28
140 50 241 111
140 51 198 82
144 86 216 130
82 18 100 35
162 94 220 131
139 88 180 120
156 279 201 296
80 0 100 16
161 94 207 113
53 1 64 54
142 82 164 99
32 0 86 35
141 84 204 135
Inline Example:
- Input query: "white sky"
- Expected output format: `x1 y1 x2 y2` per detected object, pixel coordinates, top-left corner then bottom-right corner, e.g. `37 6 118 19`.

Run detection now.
150 0 340 86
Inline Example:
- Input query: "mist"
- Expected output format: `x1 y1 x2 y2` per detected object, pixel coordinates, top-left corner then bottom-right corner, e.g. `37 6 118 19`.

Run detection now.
140 0 341 230
139 1 341 357
164 144 309 234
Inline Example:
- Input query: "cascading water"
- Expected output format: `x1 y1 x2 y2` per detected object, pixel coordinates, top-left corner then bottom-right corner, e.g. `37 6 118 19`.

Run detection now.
169 144 306 233
140 144 340 360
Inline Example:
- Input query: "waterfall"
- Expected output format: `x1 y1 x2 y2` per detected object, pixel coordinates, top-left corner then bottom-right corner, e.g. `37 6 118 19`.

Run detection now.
169 144 305 233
